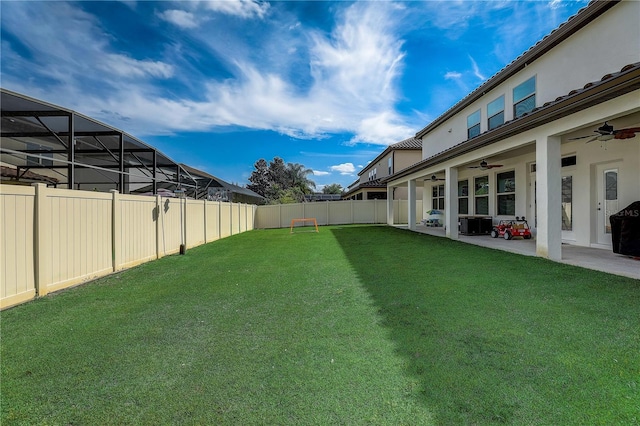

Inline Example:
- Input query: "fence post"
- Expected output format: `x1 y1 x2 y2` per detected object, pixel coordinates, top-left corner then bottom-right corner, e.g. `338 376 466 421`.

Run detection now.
351 200 354 225
33 183 50 296
327 201 330 226
204 199 208 243
155 194 162 259
111 190 122 270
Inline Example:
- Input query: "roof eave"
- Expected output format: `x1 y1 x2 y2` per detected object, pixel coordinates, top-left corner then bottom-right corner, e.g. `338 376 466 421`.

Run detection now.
387 65 640 183
415 0 619 139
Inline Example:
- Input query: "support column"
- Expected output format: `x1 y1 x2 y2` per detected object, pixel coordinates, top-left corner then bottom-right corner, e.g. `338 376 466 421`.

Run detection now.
408 180 416 230
67 114 75 189
118 133 125 193
535 135 562 260
33 183 51 296
445 167 459 239
387 186 394 225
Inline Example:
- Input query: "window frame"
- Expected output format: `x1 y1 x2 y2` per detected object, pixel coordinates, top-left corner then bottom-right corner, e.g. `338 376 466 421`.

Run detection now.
474 176 489 215
496 170 516 216
487 95 505 130
467 109 481 139
513 76 536 118
458 179 469 215
432 184 445 210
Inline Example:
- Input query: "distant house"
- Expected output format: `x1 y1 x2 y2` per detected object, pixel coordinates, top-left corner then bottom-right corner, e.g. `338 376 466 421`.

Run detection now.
342 137 422 200
385 1 640 261
304 193 342 202
178 164 265 204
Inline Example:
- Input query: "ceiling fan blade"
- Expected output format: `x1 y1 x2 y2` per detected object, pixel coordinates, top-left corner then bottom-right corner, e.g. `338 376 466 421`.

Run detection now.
614 127 640 139
486 164 503 169
585 136 599 143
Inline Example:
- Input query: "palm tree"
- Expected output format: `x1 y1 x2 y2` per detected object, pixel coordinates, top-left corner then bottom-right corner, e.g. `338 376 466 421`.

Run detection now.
286 162 316 195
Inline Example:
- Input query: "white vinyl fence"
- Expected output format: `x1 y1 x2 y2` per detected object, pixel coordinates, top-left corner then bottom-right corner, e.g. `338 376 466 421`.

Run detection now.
2 183 421 310
1 184 255 309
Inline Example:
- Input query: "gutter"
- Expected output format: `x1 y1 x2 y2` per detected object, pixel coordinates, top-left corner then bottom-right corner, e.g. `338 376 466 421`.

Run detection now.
386 63 640 183
415 0 619 139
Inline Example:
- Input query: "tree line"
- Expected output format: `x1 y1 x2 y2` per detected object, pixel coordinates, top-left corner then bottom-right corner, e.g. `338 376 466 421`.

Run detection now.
247 157 343 204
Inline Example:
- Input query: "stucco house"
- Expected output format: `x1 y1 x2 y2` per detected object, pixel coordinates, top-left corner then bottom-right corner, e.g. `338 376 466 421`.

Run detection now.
385 0 640 261
343 137 422 200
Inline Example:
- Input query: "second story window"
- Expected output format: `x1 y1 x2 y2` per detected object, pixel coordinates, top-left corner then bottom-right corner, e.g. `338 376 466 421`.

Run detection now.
513 76 536 118
388 157 392 175
487 95 505 130
467 110 481 139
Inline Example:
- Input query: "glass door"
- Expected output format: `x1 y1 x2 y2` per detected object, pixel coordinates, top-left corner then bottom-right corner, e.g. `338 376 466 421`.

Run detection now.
597 166 619 246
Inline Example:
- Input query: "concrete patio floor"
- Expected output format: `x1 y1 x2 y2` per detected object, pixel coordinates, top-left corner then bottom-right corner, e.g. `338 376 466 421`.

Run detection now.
402 224 639 280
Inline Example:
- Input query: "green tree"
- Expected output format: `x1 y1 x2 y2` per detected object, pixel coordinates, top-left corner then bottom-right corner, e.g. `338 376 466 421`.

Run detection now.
286 162 316 195
247 159 270 197
247 157 316 204
322 183 343 194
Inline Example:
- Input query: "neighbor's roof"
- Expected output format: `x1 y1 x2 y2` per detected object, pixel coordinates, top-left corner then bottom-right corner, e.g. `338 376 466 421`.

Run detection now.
179 163 264 199
358 137 421 177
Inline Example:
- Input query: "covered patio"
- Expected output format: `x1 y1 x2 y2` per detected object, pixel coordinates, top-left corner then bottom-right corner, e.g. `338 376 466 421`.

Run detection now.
406 224 639 280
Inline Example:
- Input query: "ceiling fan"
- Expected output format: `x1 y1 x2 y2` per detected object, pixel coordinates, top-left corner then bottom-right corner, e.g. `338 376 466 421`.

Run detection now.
429 174 445 182
468 159 503 170
569 122 640 143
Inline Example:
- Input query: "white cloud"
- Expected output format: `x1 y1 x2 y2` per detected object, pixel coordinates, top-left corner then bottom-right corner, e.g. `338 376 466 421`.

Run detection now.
329 163 356 175
444 71 462 80
100 54 174 79
158 9 199 29
469 56 486 81
313 171 330 176
1 1 415 145
202 0 269 19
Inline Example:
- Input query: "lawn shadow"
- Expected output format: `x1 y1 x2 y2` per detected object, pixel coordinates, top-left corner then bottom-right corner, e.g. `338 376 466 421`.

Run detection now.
330 225 640 425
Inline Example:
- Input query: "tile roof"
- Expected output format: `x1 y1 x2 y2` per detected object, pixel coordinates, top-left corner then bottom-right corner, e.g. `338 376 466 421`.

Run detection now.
387 62 640 182
415 0 619 139
390 137 422 150
358 137 421 177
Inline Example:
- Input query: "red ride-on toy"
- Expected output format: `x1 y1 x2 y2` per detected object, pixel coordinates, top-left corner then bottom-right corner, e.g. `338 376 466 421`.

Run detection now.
490 217 533 240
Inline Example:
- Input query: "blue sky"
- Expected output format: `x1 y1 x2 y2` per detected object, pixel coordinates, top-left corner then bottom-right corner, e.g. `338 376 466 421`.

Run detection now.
1 0 587 190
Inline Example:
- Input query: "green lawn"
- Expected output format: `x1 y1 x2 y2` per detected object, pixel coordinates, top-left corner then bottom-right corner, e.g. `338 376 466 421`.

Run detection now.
2 225 639 425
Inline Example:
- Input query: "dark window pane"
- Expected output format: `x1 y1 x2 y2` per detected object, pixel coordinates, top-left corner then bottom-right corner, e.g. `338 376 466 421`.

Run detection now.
561 156 577 167
458 198 469 215
475 196 489 215
432 186 438 198
438 198 445 210
432 199 438 210
488 111 504 130
438 184 444 197
458 180 468 197
468 123 481 139
562 176 572 231
497 171 515 193
497 194 515 215
514 95 535 118
605 171 617 200
475 176 488 195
